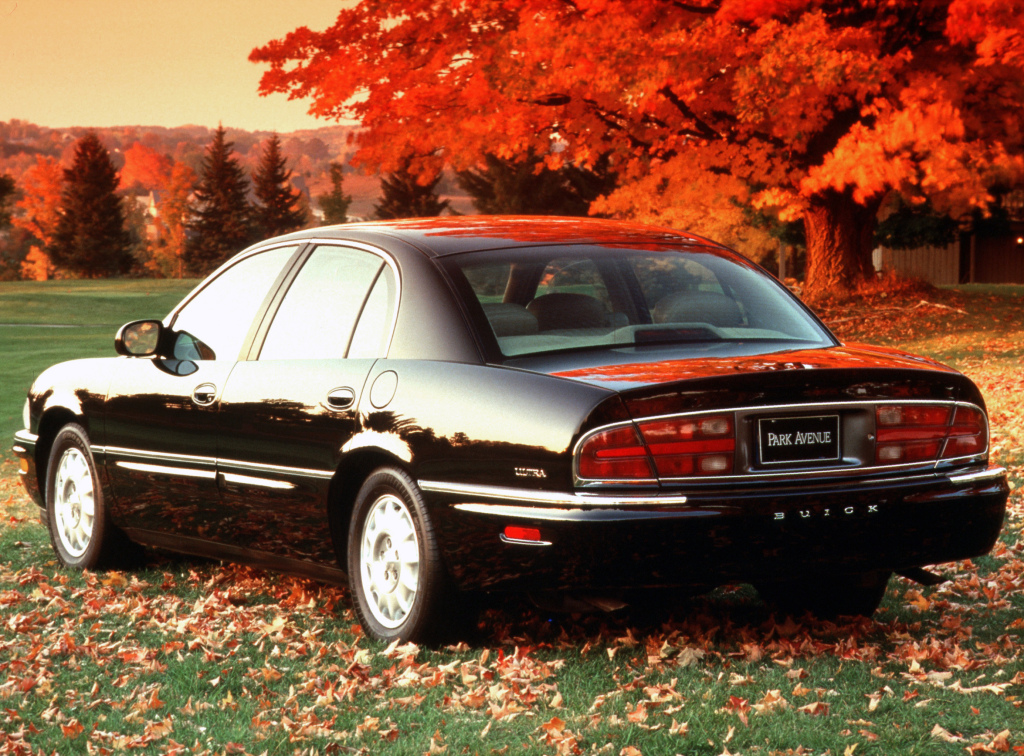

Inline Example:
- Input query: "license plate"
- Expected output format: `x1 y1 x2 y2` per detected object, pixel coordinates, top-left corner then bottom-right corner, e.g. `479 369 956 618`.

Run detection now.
758 415 840 465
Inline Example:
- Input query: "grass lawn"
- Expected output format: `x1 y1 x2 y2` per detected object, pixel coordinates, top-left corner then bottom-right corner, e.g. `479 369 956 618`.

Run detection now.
0 280 1022 755
0 279 199 458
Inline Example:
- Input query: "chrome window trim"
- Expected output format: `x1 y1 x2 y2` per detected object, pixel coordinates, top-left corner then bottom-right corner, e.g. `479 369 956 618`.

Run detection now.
419 480 687 507
573 399 990 487
164 241 307 326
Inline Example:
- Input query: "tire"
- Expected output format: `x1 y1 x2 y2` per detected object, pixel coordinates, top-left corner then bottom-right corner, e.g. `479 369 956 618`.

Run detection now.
756 570 891 619
45 423 127 569
347 467 450 643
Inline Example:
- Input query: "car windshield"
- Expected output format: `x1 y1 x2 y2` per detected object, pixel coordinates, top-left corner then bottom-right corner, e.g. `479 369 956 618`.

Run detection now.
444 244 835 358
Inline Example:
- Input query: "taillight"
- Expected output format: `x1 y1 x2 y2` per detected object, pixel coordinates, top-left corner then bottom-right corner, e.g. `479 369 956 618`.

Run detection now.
875 404 987 464
577 413 736 481
638 415 735 476
942 405 987 458
577 425 654 480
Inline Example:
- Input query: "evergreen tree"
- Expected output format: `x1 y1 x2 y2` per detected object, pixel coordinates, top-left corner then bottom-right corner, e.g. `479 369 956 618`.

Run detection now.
185 126 253 275
375 158 449 219
252 134 307 237
457 151 615 216
49 133 133 278
317 162 353 225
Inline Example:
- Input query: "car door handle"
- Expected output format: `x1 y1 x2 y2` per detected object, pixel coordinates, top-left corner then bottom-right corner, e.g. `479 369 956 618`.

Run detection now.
326 387 355 411
192 383 217 406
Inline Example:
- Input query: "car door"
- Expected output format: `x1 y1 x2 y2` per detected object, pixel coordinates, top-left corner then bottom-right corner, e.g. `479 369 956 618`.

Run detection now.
214 243 400 565
103 243 303 535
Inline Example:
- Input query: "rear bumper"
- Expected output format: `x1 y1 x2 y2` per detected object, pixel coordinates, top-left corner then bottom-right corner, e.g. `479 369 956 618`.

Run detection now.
423 466 1008 592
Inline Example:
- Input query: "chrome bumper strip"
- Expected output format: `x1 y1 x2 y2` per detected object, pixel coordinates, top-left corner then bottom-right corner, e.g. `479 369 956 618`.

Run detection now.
116 461 216 480
419 480 687 507
220 472 297 490
947 467 1007 484
453 502 714 522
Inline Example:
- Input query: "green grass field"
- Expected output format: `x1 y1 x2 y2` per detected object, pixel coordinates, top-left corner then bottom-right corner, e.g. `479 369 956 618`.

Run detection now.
0 279 199 458
0 280 1022 755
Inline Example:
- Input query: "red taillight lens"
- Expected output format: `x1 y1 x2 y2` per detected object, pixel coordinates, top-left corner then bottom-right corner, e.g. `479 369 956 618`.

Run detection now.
942 405 987 458
875 404 987 464
876 404 950 463
638 414 735 477
577 425 654 480
577 413 736 481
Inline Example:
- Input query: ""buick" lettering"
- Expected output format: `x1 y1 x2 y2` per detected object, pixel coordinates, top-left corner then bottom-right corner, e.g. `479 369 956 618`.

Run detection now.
767 430 832 447
774 504 879 521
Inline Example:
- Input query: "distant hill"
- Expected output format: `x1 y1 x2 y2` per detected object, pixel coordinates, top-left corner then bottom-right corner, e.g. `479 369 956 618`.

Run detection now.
0 119 471 219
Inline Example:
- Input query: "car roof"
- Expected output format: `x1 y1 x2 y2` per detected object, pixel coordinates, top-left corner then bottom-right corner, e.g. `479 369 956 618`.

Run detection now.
271 216 728 258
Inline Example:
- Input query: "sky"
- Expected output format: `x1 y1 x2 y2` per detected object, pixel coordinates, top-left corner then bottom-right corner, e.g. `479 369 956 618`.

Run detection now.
0 0 348 133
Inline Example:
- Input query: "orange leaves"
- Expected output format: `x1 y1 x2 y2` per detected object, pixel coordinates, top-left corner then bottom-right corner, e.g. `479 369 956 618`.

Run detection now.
538 716 582 755
119 143 173 193
947 0 1024 67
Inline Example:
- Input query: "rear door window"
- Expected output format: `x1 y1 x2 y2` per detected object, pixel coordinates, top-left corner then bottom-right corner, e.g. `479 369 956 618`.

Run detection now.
258 245 387 360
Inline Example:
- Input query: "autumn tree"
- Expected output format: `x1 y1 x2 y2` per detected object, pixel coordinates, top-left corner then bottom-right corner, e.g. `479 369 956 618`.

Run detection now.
457 151 616 216
317 162 353 224
50 133 133 278
252 133 307 237
120 142 173 193
12 156 64 280
252 0 1024 300
0 174 14 230
185 126 253 275
374 158 449 219
150 162 197 277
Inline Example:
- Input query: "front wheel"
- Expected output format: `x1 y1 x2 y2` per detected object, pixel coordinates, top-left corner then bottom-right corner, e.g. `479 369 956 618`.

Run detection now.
45 423 126 569
347 467 450 643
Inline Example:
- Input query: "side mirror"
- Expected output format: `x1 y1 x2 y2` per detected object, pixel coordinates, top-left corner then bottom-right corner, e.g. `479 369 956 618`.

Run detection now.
115 320 164 357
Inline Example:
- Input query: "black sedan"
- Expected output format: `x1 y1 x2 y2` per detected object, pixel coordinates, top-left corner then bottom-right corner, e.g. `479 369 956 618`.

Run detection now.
12 217 1008 641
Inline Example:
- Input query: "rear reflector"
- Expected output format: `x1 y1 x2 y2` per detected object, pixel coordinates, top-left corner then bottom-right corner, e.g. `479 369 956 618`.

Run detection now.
503 525 542 542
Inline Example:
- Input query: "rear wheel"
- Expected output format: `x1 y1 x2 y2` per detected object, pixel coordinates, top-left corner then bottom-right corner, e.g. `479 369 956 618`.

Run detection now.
757 570 891 619
46 424 126 569
347 467 450 643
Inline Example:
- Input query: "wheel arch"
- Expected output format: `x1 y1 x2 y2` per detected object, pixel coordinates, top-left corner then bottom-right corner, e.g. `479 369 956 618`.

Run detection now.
35 406 86 500
326 448 413 569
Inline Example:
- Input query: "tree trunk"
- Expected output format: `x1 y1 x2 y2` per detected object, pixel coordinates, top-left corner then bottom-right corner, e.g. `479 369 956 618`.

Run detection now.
802 188 883 302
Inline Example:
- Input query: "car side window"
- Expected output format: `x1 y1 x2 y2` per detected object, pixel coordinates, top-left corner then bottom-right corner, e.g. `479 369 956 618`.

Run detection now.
348 265 398 359
258 245 386 361
170 245 298 361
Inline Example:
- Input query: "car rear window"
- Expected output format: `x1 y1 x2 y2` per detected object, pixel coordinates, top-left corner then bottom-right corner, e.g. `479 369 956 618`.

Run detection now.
445 245 834 358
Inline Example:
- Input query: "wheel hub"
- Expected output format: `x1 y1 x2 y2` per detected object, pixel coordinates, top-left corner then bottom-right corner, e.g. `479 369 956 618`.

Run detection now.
53 447 95 559
359 492 421 629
